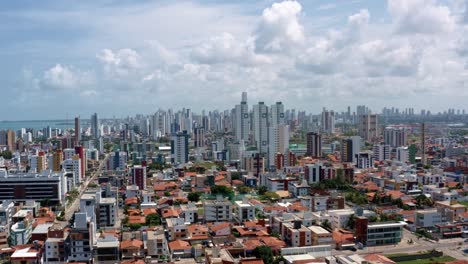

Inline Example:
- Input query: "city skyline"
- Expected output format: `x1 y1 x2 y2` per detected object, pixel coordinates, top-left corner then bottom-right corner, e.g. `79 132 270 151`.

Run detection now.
2 0 468 119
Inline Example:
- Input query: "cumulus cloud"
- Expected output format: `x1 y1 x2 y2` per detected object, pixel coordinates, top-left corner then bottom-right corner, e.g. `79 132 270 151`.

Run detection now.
255 0 304 52
192 33 271 65
10 0 468 115
388 0 455 34
41 64 94 90
97 48 141 78
359 40 422 77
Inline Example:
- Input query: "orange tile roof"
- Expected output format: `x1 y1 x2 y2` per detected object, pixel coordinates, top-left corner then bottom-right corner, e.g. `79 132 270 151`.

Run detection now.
162 208 181 218
210 222 231 232
364 254 396 264
125 197 139 205
169 240 191 250
143 208 157 216
128 216 146 225
120 239 143 249
240 259 264 264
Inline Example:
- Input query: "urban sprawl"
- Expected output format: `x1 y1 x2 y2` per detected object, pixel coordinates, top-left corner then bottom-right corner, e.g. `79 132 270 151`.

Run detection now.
0 92 467 264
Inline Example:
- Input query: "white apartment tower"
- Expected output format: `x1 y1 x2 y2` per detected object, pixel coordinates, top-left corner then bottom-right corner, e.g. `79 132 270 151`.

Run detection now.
235 92 249 142
268 124 289 168
253 102 269 154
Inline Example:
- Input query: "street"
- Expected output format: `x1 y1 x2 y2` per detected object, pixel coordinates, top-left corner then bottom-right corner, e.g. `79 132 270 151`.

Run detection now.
63 153 109 222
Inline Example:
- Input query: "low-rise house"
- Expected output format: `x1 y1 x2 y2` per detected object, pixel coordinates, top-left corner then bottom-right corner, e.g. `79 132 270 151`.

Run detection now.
168 239 192 259
120 239 143 259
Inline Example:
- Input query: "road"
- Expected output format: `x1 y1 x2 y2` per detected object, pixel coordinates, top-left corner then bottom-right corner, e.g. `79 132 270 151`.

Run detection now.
63 153 109 221
333 229 468 259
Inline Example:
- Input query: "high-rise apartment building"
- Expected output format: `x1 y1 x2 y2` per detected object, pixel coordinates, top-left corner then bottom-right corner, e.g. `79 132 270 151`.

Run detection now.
341 136 361 163
74 116 81 144
91 113 100 139
306 132 322 158
234 92 249 142
253 102 269 153
359 114 379 142
270 102 285 128
131 165 147 190
52 150 63 172
373 144 390 161
383 128 407 148
321 108 335 134
268 124 289 168
171 130 189 164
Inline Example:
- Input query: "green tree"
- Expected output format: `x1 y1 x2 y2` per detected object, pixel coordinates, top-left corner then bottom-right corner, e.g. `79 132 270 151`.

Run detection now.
258 186 268 195
0 150 12 159
238 186 252 194
210 185 234 199
346 214 356 230
187 192 202 202
321 219 331 230
253 245 274 264
146 213 162 226
260 192 280 202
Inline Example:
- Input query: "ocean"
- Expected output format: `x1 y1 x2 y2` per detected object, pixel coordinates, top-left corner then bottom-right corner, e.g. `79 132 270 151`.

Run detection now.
0 120 74 131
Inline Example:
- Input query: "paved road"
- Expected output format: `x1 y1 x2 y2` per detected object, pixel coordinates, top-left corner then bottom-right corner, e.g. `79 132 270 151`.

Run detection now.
63 154 109 221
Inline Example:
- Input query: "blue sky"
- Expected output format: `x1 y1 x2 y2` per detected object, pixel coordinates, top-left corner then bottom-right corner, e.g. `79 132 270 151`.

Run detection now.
1 0 468 119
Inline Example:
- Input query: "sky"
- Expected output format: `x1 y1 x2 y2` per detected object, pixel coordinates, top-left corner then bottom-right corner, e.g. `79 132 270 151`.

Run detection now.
1 0 468 120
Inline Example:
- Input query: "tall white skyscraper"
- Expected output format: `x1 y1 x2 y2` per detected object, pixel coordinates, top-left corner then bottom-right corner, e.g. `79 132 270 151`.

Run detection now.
270 102 285 128
268 124 289 168
253 102 269 154
91 113 100 139
321 108 335 134
235 92 249 142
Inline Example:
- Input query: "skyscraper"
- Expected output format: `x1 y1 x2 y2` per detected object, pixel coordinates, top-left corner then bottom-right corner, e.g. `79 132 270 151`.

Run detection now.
358 114 379 142
306 132 322 158
235 92 249 142
91 113 100 139
383 128 407 148
268 124 289 168
253 102 269 153
321 108 335 134
74 116 81 144
270 102 285 128
171 130 189 164
341 136 361 163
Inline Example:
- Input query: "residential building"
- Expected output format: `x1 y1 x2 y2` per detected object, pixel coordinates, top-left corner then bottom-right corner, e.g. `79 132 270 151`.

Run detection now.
146 228 169 258
131 165 147 190
359 114 379 142
253 102 269 154
373 144 390 161
306 132 322 158
171 130 189 164
235 92 250 142
234 200 255 223
203 196 232 222
321 108 335 134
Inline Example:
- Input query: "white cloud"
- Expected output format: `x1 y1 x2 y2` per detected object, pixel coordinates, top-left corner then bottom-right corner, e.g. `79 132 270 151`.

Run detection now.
41 64 94 90
388 0 455 34
192 32 271 65
97 48 141 78
255 0 305 52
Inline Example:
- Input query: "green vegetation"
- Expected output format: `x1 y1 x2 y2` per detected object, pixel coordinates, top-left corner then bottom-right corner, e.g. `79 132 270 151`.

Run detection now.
259 191 280 202
311 177 351 190
0 150 12 159
187 192 202 202
148 162 171 171
238 186 252 194
66 188 80 205
345 191 368 205
257 186 268 195
146 213 162 226
396 256 455 264
457 201 468 207
253 246 274 264
210 185 234 200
